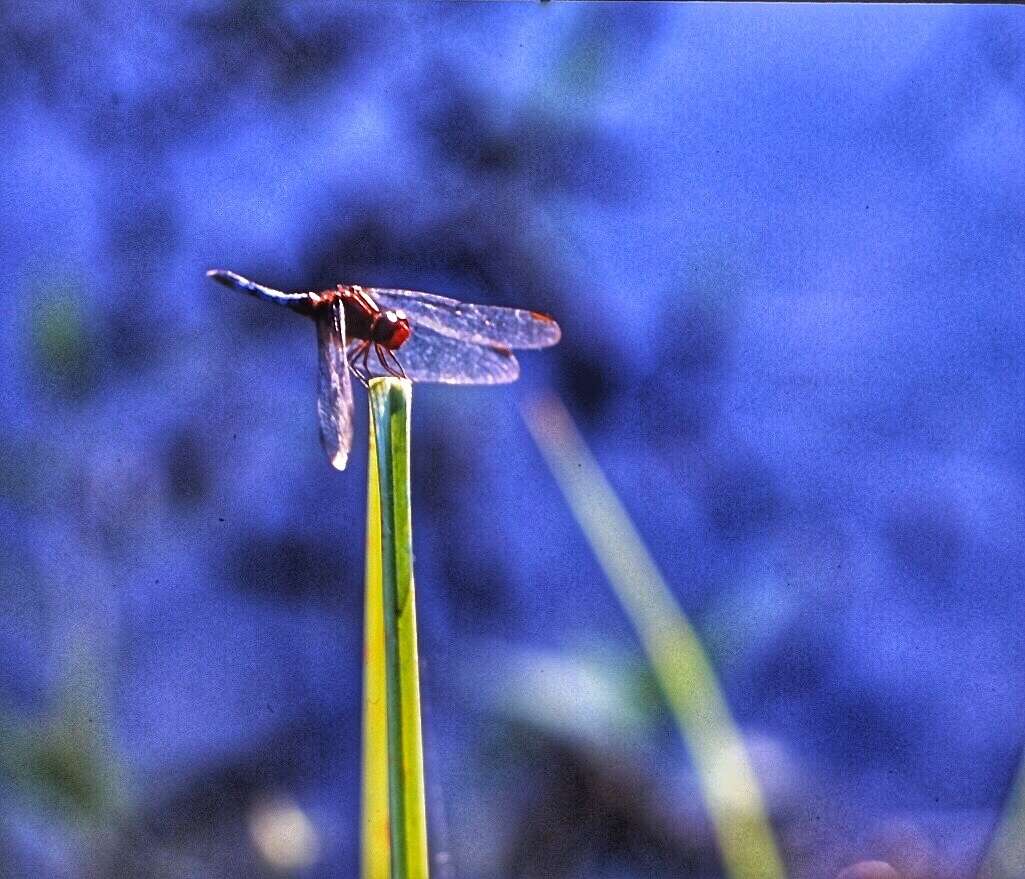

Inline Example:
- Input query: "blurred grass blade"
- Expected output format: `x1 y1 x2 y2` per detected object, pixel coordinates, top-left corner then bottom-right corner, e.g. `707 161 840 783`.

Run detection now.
362 377 430 879
978 753 1025 879
524 394 786 879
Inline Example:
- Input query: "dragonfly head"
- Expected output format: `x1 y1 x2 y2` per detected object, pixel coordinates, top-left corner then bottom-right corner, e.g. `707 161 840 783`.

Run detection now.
373 309 411 349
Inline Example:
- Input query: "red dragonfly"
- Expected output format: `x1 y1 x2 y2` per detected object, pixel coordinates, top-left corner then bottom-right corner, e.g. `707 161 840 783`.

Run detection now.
207 269 561 470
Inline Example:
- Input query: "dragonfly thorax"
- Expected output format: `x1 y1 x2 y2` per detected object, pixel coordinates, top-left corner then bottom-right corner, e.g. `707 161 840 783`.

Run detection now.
315 285 409 349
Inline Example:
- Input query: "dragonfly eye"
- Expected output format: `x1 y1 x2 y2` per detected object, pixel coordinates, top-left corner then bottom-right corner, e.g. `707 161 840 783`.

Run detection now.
374 310 411 348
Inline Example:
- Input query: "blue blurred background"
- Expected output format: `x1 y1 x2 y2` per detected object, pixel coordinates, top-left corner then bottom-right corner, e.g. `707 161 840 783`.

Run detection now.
3 3 1025 877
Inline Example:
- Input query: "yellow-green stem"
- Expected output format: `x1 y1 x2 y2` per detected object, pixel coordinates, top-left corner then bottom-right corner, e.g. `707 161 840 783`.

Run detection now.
361 378 429 879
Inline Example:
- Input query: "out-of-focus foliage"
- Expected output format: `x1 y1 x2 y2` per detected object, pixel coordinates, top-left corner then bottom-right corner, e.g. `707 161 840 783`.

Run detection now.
0 659 121 824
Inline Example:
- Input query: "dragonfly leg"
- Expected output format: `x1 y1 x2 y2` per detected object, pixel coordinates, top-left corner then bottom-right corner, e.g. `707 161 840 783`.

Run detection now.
375 344 399 378
350 364 370 389
348 340 371 386
379 345 407 379
392 349 408 380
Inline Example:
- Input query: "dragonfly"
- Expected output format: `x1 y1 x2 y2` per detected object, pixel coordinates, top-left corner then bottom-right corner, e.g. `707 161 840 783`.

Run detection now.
207 269 561 471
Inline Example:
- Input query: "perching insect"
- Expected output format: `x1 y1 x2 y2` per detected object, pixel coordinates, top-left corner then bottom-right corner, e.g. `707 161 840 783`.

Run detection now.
208 269 561 470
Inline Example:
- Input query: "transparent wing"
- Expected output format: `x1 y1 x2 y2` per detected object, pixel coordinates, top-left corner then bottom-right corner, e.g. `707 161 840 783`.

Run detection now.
207 269 310 306
315 300 354 470
369 287 561 350
360 323 520 385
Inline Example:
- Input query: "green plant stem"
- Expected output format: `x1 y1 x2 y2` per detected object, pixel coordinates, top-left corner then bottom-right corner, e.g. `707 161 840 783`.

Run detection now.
364 377 429 879
361 404 390 879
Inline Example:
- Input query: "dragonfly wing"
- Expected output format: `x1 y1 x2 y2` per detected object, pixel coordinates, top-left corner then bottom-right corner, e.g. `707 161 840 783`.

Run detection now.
370 288 561 350
365 324 520 384
315 300 354 470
